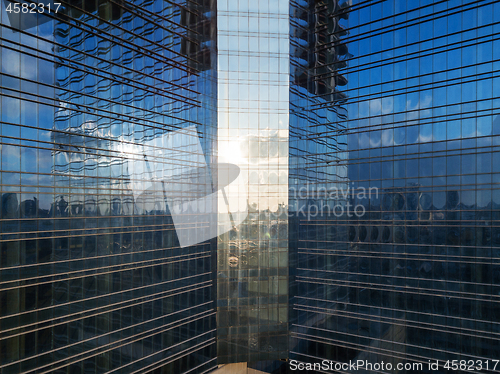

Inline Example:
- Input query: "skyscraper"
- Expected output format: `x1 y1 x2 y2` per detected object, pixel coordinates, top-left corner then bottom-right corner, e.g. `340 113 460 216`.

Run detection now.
289 0 500 373
1 0 500 373
216 0 290 365
1 1 218 373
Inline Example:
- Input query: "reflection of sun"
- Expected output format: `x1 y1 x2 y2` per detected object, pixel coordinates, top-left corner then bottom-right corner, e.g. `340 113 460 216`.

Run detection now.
219 140 243 164
121 143 138 156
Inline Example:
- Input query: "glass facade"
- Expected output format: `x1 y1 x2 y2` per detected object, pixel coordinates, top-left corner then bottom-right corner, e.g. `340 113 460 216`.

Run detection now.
2 0 500 372
290 0 500 372
0 1 217 373
216 0 290 364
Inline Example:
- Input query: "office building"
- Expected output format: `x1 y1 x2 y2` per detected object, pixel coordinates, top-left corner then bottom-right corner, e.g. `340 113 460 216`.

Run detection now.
1 0 500 373
289 0 500 373
1 0 218 373
216 0 290 365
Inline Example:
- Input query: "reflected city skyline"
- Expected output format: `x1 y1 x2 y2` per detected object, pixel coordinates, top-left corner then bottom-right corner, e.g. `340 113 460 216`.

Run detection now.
216 0 290 364
1 0 500 373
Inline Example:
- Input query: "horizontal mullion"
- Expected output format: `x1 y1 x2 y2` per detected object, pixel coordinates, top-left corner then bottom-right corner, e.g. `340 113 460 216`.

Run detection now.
312 54 500 104
19 314 215 374
0 252 210 290
0 273 213 322
0 36 199 107
317 0 490 55
296 249 499 264
315 27 498 79
0 89 198 132
296 276 500 303
294 304 500 341
0 69 200 116
10 0 199 73
296 267 498 289
0 286 213 341
123 338 215 374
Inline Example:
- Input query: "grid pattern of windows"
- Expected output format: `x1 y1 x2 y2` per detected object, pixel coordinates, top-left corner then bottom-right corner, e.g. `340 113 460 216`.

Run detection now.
290 0 500 372
0 1 217 373
216 0 290 364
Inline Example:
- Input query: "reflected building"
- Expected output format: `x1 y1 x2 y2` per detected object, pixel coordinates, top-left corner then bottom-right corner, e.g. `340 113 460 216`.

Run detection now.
289 0 500 373
2 0 500 373
1 0 218 373
288 0 352 367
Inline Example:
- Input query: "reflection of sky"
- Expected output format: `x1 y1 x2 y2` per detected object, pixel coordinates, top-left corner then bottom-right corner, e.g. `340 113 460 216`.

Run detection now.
345 3 500 196
1 9 55 128
217 0 289 213
216 1 290 359
349 94 499 150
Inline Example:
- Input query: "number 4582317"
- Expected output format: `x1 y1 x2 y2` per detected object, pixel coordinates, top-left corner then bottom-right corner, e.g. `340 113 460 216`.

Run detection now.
6 2 61 14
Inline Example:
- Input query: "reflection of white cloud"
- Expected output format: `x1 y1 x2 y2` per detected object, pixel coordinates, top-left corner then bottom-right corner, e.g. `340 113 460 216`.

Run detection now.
57 102 71 118
357 95 437 146
369 98 381 115
2 50 21 76
370 135 381 148
417 133 433 143
40 131 52 140
477 117 492 137
359 133 369 148
2 97 20 120
359 101 369 118
407 95 432 120
358 132 382 148
382 97 393 114
381 129 393 146
359 97 394 117
360 95 432 119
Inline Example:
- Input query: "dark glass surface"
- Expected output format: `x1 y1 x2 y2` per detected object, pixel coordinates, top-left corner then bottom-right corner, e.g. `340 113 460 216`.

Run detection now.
0 0 217 373
290 0 500 372
2 0 500 372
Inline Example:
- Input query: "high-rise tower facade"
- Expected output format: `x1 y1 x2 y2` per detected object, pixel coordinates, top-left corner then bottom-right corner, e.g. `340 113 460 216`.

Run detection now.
290 0 500 372
1 1 218 373
216 0 290 365
2 0 500 373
